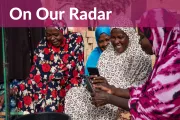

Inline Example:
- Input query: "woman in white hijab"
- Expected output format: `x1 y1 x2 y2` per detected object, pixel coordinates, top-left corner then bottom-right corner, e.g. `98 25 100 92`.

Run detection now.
64 17 152 120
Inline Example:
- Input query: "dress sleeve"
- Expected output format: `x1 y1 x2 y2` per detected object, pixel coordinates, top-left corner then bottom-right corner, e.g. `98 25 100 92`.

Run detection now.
13 46 42 113
128 58 180 119
69 32 85 86
14 47 40 96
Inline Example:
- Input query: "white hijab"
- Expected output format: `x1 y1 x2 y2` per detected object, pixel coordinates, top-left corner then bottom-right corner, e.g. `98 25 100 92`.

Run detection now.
64 16 152 120
98 17 152 89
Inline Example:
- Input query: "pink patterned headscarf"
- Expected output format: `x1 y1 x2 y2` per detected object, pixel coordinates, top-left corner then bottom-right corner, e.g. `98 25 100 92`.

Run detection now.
137 8 178 56
129 8 180 119
44 18 68 34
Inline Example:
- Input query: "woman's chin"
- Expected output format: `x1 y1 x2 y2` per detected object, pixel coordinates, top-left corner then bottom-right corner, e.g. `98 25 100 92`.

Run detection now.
115 48 124 54
52 43 61 47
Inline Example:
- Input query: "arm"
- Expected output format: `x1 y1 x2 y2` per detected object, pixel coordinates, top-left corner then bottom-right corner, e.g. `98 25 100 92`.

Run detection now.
113 87 130 99
71 33 84 86
93 84 130 99
12 46 41 97
107 94 129 111
91 90 129 111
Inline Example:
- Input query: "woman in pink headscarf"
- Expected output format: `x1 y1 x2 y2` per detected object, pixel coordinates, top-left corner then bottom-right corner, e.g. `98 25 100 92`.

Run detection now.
91 8 180 120
0 19 84 114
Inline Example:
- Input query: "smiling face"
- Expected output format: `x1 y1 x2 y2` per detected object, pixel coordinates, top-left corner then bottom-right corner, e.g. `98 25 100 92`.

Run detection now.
110 28 129 54
46 27 64 47
138 29 154 55
97 33 110 51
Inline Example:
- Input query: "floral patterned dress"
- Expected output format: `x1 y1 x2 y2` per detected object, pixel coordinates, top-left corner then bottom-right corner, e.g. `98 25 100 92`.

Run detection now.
14 32 84 114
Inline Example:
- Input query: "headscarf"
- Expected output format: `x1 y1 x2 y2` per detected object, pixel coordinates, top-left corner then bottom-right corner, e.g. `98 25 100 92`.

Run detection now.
98 16 152 88
85 26 111 75
129 8 180 120
44 18 68 34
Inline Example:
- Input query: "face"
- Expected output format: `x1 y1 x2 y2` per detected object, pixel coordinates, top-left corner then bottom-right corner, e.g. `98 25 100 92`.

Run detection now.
98 33 110 51
138 30 154 55
111 28 129 54
46 27 64 47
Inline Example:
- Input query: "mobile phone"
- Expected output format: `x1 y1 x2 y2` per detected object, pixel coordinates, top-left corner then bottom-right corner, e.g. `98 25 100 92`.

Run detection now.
87 67 100 76
84 76 94 93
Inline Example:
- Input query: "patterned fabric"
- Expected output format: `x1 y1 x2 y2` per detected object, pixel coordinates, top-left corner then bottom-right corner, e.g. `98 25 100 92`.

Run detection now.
99 16 152 89
64 17 152 120
97 17 152 120
44 18 68 34
129 8 180 120
14 32 84 114
0 79 19 112
85 26 111 75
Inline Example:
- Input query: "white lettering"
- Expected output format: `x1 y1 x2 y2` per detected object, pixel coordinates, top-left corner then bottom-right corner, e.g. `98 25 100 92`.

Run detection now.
70 8 79 20
23 11 31 20
50 11 58 20
49 11 65 20
79 11 87 20
10 7 22 20
88 7 96 20
58 11 65 20
106 11 112 20
36 7 49 20
98 11 105 20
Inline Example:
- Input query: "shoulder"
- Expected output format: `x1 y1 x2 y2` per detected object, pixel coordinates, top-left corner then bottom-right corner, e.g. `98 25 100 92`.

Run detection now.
64 32 83 45
37 39 47 47
64 32 83 39
34 39 47 53
87 47 101 60
99 48 112 60
91 47 102 55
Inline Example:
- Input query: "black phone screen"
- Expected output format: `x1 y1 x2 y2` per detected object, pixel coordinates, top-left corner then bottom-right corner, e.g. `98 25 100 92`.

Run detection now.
87 67 100 76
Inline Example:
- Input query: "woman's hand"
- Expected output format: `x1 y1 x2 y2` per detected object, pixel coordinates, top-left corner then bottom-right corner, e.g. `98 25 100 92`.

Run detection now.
91 88 130 110
91 89 110 107
94 84 130 99
93 84 116 95
0 95 4 109
90 76 108 86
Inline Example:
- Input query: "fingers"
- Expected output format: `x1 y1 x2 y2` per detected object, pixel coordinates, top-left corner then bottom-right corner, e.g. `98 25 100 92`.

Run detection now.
90 92 95 97
96 102 106 107
89 76 105 80
92 76 105 80
90 97 106 107
92 79 105 84
89 75 98 79
90 91 109 107
93 84 109 91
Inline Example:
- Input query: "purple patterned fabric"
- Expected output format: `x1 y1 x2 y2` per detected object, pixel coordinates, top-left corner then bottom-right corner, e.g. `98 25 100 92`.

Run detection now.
129 8 180 120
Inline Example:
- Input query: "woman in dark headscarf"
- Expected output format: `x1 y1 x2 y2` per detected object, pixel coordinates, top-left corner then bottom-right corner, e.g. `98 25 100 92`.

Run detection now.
0 19 84 114
91 8 180 120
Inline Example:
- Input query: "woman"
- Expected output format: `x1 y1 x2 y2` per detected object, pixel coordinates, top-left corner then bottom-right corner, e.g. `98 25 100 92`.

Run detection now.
0 19 84 113
96 17 152 120
85 26 111 75
91 8 180 120
64 17 152 120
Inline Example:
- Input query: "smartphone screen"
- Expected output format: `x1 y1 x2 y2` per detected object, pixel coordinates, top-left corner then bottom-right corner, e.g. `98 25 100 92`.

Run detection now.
87 67 100 76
